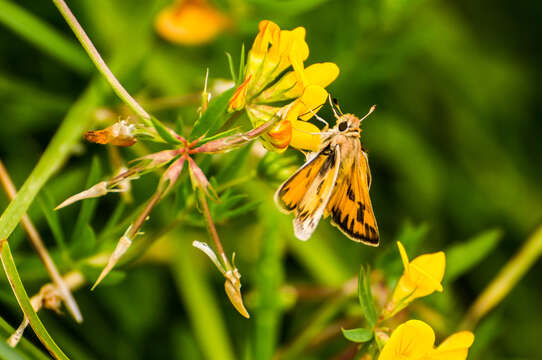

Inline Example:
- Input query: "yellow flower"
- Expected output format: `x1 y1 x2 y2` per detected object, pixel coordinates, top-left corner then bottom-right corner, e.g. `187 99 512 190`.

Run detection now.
155 0 229 45
391 241 445 306
379 320 435 360
228 20 339 152
424 331 475 360
378 320 474 360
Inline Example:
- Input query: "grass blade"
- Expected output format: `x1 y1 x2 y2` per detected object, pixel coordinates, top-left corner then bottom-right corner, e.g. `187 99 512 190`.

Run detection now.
0 240 69 360
0 0 91 74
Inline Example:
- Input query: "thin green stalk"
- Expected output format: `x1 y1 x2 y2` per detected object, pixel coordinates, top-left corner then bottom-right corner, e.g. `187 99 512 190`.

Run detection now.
51 0 152 125
460 223 542 330
0 0 91 75
0 240 69 360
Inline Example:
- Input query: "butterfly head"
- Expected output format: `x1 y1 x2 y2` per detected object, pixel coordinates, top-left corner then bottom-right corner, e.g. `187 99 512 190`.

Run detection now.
335 105 376 135
336 114 361 135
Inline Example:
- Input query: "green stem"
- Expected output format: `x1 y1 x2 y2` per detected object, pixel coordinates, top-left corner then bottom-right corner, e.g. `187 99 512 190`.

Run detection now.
0 240 69 360
0 0 91 75
460 223 542 329
51 0 152 126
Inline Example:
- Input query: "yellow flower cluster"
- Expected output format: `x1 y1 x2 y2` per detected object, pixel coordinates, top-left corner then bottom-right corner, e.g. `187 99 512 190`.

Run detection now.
377 243 474 359
379 320 474 360
228 20 339 152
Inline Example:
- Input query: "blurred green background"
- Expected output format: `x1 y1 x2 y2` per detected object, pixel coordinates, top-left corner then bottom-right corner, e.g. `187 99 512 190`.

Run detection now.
0 0 541 359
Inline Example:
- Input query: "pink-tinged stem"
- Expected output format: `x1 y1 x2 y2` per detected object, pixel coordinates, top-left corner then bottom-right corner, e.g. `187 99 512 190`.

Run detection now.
192 116 279 154
198 190 229 269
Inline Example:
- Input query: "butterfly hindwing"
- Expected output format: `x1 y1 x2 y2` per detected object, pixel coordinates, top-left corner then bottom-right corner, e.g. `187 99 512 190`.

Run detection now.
275 144 341 241
325 149 379 246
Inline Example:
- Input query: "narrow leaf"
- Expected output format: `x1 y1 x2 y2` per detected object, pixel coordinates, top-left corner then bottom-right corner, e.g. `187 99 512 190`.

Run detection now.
225 52 237 83
190 87 235 140
446 228 503 282
341 327 374 343
358 266 377 328
151 116 182 145
238 43 245 85
0 241 69 360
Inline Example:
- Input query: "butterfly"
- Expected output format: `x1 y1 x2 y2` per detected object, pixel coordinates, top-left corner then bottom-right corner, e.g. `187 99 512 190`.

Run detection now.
275 99 379 246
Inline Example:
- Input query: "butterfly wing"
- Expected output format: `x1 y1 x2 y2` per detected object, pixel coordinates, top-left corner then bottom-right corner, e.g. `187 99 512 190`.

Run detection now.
275 144 341 241
325 149 379 246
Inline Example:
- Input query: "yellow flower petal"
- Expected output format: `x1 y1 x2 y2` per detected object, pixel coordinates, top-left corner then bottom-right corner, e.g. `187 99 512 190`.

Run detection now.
289 120 321 151
423 331 474 360
304 62 340 88
391 243 446 305
155 0 229 45
285 85 328 122
256 62 340 103
245 20 281 92
397 241 410 274
378 320 435 360
252 20 280 56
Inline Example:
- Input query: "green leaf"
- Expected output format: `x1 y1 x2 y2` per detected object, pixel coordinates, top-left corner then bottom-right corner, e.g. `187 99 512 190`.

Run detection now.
197 128 240 145
238 43 245 85
190 87 235 140
151 116 183 145
446 228 503 282
358 266 377 328
0 241 69 360
225 52 237 83
341 327 374 343
71 157 101 242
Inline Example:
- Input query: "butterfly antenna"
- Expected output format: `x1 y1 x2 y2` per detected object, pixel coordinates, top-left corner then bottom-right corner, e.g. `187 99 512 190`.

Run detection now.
299 100 329 129
328 94 341 120
332 97 344 115
360 105 377 123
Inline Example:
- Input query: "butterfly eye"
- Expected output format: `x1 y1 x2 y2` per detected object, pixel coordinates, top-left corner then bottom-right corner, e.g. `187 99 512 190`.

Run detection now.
338 122 348 132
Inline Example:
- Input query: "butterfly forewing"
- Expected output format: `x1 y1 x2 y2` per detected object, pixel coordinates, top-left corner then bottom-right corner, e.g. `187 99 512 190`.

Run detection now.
325 149 379 245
